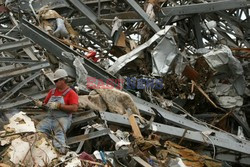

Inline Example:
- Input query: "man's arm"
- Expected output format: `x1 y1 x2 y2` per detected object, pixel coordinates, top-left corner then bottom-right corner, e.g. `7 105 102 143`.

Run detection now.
43 90 52 104
59 104 78 112
59 89 79 112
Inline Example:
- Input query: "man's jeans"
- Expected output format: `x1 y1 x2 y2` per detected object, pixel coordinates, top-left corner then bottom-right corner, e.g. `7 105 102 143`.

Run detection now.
36 116 72 153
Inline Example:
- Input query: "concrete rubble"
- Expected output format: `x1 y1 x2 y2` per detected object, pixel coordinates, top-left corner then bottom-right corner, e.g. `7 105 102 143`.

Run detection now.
0 0 250 166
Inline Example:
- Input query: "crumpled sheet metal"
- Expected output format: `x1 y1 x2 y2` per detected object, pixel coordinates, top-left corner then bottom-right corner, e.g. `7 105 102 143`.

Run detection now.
201 45 246 108
202 44 246 95
203 45 243 76
208 83 243 108
107 26 174 74
151 29 179 76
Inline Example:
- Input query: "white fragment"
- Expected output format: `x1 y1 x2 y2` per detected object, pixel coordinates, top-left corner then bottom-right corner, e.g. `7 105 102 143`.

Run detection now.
4 111 36 133
9 138 30 164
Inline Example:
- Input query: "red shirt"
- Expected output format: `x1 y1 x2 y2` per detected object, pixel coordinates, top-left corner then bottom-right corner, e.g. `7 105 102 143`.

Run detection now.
44 88 79 106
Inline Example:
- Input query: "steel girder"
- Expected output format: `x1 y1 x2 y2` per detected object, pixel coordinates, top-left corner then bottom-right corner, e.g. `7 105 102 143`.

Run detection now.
202 151 250 165
192 15 204 48
160 0 250 17
70 16 143 27
0 38 33 52
100 111 250 164
124 0 160 33
0 71 42 102
68 0 112 39
68 0 250 26
0 61 50 79
131 94 249 143
158 0 250 48
0 78 12 87
67 128 110 145
0 58 40 64
0 90 48 109
20 19 116 82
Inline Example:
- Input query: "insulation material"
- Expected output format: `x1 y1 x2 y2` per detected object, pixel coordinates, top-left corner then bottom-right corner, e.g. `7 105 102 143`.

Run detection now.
78 91 107 112
95 88 140 115
38 7 62 20
4 112 36 133
64 20 79 40
79 88 140 115
0 163 10 167
73 57 88 90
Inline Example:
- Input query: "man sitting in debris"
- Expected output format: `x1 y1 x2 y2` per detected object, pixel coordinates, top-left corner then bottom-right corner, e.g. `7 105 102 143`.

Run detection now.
35 69 79 154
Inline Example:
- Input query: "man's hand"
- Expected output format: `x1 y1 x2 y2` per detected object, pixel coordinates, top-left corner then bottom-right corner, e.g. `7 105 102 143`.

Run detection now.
47 102 61 110
35 100 43 107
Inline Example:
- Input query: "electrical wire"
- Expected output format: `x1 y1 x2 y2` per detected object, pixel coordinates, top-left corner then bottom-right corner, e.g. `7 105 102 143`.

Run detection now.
201 132 216 159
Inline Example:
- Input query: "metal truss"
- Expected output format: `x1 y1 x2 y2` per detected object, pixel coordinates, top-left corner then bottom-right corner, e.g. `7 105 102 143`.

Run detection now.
0 38 32 52
124 0 160 32
69 0 112 38
0 71 41 102
160 0 250 17
0 90 48 109
0 61 50 79
0 58 40 64
19 15 250 158
20 19 116 81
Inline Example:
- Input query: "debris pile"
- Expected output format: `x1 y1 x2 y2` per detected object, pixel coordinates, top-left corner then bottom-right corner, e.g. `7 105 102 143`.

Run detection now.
0 0 250 166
